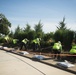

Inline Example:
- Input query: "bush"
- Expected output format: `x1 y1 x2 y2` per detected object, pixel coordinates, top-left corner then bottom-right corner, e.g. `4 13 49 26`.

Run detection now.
0 37 5 43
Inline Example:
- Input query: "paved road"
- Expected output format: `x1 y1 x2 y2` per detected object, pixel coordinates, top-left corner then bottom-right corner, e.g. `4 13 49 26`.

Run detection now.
0 50 74 75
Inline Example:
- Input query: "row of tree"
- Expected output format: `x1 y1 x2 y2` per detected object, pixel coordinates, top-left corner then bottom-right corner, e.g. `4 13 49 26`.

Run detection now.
0 13 76 51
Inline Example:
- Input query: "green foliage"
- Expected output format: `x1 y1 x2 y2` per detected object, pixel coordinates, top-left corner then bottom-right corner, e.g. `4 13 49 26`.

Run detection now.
14 25 35 41
9 30 14 38
34 21 43 38
43 32 54 41
54 30 63 42
54 30 74 51
54 17 74 51
1 13 76 51
24 23 31 33
63 30 74 46
56 17 66 30
14 25 25 40
0 13 11 35
34 21 43 33
0 37 4 43
23 24 36 40
27 30 36 40
73 31 76 43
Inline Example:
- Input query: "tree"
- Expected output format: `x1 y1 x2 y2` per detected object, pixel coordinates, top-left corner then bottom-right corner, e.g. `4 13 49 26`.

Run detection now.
43 32 54 41
56 17 66 30
54 17 74 51
0 13 11 35
23 23 36 40
24 23 31 33
9 30 14 38
54 17 67 42
27 30 36 40
54 30 63 43
34 21 43 33
34 21 43 38
63 30 74 47
14 25 22 39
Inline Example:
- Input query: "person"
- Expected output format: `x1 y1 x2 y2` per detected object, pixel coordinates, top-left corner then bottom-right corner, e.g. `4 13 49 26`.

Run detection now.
32 38 41 51
36 38 41 50
12 39 19 47
20 38 29 50
4 35 9 43
13 39 18 44
53 41 62 60
69 42 76 63
32 39 37 51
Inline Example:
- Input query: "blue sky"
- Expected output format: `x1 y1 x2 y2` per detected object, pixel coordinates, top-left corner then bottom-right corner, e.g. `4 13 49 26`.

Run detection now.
0 0 76 33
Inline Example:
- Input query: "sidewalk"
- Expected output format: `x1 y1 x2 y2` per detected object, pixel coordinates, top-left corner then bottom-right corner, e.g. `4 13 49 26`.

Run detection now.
1 47 76 74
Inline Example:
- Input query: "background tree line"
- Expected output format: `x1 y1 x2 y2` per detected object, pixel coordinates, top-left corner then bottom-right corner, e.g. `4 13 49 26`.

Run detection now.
0 13 76 51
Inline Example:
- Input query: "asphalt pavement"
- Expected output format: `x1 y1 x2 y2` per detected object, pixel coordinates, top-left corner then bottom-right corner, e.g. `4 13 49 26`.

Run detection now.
0 50 75 75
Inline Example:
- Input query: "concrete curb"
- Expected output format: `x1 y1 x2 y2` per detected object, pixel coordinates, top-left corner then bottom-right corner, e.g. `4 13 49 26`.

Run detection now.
2 49 76 74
